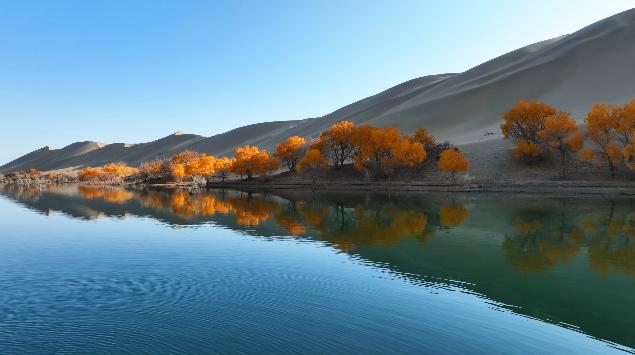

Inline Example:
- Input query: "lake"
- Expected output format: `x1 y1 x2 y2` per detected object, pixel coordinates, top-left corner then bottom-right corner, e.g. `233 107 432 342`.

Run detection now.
0 184 633 354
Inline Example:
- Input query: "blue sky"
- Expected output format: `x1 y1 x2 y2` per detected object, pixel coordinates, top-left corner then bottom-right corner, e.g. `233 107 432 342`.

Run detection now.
1 0 633 163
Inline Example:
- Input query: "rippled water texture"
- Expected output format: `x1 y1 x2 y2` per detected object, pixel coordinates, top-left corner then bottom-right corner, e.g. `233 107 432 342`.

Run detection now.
0 184 633 353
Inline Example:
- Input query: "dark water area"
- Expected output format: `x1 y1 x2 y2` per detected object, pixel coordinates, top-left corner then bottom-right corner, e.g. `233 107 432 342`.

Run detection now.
0 184 633 354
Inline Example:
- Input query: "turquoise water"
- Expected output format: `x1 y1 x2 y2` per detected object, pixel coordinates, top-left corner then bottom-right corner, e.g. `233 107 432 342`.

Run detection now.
0 185 633 354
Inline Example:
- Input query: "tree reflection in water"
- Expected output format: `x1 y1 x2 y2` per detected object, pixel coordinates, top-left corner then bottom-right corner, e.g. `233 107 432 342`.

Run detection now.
502 200 635 275
2 184 635 277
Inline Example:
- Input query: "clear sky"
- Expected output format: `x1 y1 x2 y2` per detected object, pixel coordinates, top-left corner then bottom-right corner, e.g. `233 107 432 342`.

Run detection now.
1 0 633 163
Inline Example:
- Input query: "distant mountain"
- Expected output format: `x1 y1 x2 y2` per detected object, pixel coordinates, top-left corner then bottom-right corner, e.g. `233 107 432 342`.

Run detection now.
2 8 635 174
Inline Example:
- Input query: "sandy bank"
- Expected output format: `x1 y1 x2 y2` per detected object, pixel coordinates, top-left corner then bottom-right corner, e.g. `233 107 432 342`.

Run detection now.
205 180 635 196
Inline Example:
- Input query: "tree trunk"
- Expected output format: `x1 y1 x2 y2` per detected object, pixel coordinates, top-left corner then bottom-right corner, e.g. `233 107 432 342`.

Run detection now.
560 149 566 179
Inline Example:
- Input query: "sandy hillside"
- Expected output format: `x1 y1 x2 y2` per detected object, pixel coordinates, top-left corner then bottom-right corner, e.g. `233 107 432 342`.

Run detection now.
2 8 634 176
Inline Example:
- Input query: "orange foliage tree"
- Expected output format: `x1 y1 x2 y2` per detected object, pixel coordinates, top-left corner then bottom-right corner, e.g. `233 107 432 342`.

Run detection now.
264 155 282 176
170 150 199 166
618 99 635 146
318 121 356 168
28 169 42 177
194 154 217 177
165 150 219 182
139 159 169 179
170 163 186 181
438 148 469 183
580 103 623 176
274 136 306 173
230 145 271 179
297 149 329 180
350 126 426 176
170 150 217 180
78 162 138 182
213 157 232 182
501 100 556 161
101 162 139 177
78 167 102 181
538 112 584 178
391 138 427 168
410 128 436 151
352 125 402 173
619 100 635 170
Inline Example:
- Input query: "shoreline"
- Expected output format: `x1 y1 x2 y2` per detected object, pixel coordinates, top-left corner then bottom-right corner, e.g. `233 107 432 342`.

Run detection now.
4 178 635 195
204 180 635 195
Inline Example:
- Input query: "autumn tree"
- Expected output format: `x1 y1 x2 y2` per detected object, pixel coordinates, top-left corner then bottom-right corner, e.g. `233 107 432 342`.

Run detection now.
538 112 584 178
231 145 271 179
501 100 556 161
297 149 328 182
79 162 138 182
140 159 169 180
410 128 436 151
619 100 635 170
580 103 622 176
213 157 232 182
167 150 220 182
264 155 282 176
170 163 186 181
170 150 198 181
352 125 402 175
28 169 42 178
438 148 469 183
101 162 138 178
391 138 426 168
193 154 217 178
170 150 199 166
618 99 635 146
318 121 356 168
78 167 102 181
274 136 306 173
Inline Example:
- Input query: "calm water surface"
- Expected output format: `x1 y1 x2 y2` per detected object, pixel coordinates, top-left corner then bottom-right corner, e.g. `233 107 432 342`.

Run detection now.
0 184 634 354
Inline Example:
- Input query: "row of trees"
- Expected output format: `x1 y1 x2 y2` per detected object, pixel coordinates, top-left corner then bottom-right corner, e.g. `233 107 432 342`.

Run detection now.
292 121 468 181
501 98 635 178
0 169 77 185
77 122 470 184
78 163 139 182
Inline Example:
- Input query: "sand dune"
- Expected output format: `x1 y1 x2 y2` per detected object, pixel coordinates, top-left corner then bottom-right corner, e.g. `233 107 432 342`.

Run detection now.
2 8 634 174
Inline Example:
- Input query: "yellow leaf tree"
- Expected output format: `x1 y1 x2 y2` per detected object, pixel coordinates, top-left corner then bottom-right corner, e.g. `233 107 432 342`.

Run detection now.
274 136 306 173
352 125 401 174
140 160 169 179
231 145 271 179
170 163 186 181
410 127 436 151
501 100 556 162
264 155 282 176
618 99 635 146
581 103 622 177
438 148 469 183
620 99 635 170
297 149 329 182
318 121 356 168
391 139 427 168
537 112 584 179
213 157 232 182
